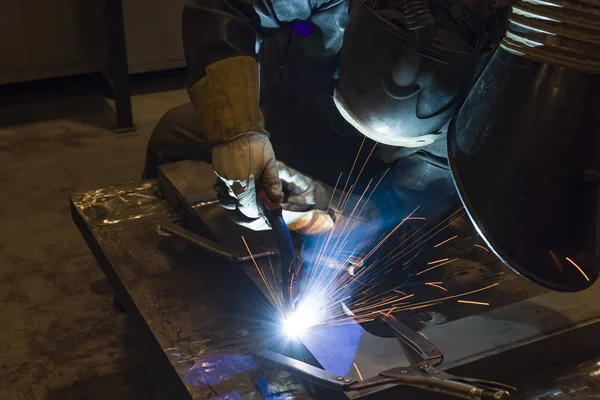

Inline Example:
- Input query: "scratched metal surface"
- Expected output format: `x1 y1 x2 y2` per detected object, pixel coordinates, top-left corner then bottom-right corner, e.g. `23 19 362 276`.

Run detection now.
71 175 600 400
514 353 600 399
72 183 315 400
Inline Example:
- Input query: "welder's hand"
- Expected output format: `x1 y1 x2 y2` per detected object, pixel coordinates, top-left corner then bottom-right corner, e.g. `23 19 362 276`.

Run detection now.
212 132 282 220
279 162 336 236
215 161 335 236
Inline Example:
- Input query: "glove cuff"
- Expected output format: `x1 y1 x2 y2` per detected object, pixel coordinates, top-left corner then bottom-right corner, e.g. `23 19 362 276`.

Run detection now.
189 56 267 145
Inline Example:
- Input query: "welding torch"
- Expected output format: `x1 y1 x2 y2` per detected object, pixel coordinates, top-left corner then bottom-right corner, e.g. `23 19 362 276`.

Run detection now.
256 188 297 315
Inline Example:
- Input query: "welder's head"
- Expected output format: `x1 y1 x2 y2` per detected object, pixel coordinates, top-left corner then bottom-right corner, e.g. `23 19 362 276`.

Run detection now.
334 0 502 148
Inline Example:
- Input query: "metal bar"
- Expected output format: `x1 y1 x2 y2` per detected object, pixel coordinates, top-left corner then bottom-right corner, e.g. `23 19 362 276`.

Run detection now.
159 222 275 262
105 0 135 133
256 351 356 389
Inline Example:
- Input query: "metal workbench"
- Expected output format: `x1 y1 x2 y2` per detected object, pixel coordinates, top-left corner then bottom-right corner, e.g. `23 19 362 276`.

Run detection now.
71 161 600 399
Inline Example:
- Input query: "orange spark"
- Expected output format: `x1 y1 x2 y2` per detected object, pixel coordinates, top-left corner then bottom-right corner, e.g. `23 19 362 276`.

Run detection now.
426 282 448 292
428 258 449 265
378 208 466 269
475 244 490 252
242 236 283 312
434 235 458 248
327 172 343 211
566 257 590 281
397 294 415 302
457 300 489 306
404 248 425 266
406 302 441 311
417 258 459 276
403 247 425 270
336 137 365 210
394 283 499 312
353 363 364 380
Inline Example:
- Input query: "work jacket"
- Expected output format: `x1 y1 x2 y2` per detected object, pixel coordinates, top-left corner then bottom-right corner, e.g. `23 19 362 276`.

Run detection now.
181 0 508 161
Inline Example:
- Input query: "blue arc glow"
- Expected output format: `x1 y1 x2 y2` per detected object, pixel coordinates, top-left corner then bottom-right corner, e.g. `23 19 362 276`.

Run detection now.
281 302 321 338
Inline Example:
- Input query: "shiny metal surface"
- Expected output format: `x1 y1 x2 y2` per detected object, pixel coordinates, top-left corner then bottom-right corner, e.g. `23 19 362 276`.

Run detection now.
375 316 516 399
257 351 356 389
72 160 600 399
72 181 168 227
501 0 600 73
259 316 517 400
515 354 600 399
449 49 600 292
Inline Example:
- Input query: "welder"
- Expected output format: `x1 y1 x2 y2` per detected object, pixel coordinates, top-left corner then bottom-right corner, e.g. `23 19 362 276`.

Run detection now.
144 0 600 291
144 0 506 233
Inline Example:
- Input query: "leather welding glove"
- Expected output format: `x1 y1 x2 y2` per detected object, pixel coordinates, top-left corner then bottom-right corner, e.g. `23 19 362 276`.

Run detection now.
212 132 282 219
187 56 283 218
215 161 336 236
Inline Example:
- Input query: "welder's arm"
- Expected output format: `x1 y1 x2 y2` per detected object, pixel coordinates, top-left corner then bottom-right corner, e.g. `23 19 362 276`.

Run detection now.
182 0 275 220
181 0 343 229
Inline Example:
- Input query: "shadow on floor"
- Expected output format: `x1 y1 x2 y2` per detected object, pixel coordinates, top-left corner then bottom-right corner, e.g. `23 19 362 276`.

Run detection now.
0 69 186 131
130 68 187 96
0 74 114 130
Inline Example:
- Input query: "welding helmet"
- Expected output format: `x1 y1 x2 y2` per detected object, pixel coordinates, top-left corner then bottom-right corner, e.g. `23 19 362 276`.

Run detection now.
334 0 500 148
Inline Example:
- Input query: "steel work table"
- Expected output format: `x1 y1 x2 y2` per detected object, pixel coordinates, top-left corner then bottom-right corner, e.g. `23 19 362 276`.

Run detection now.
71 162 600 400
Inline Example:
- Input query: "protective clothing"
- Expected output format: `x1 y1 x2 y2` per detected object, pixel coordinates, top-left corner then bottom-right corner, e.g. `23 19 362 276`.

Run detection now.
182 0 348 90
215 161 336 235
144 0 509 236
180 0 351 230
145 103 454 249
188 56 266 145
212 133 281 218
187 56 283 204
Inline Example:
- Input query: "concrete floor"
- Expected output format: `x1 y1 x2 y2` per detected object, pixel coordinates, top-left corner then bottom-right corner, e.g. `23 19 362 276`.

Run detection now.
0 74 189 399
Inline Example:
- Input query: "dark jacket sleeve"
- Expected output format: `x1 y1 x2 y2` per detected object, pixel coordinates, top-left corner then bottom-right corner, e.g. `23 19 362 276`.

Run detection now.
182 0 344 88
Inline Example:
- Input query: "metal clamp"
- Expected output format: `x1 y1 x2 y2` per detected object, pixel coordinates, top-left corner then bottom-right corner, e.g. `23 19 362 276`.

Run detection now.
256 315 516 399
